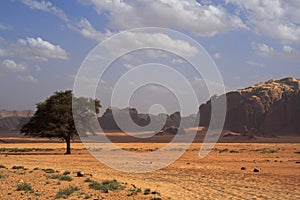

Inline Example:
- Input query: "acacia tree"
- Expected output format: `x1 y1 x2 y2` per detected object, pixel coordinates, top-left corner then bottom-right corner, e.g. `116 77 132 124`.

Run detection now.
21 90 101 154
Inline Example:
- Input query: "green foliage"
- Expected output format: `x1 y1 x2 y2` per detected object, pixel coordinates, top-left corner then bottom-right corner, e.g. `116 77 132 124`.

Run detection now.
12 166 25 170
83 194 91 199
20 90 101 154
55 185 79 199
63 171 71 175
47 174 61 179
0 164 6 168
59 175 73 182
89 179 124 193
43 168 56 173
0 148 54 152
144 188 151 195
17 182 32 192
84 178 93 182
127 187 142 196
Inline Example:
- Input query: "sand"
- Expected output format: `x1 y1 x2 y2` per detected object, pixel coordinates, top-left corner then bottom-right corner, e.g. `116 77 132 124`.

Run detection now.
0 141 300 199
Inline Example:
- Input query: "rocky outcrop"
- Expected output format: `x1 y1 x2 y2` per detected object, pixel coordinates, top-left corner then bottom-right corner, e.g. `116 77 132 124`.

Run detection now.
199 77 300 135
0 110 34 131
99 107 193 133
98 107 150 131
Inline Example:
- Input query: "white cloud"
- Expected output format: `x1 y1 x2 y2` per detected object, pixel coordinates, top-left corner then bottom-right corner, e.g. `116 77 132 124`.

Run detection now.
283 45 293 53
171 58 185 64
225 0 300 43
104 32 199 58
20 0 69 22
80 0 246 36
213 52 222 59
251 42 275 57
77 18 112 42
16 37 68 61
18 75 38 83
246 60 265 68
251 42 300 60
1 59 27 72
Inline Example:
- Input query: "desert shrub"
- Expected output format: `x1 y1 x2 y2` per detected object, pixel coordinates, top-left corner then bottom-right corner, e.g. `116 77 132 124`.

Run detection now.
33 167 39 170
229 150 239 153
59 175 73 182
63 171 71 175
144 188 151 195
151 198 162 200
151 191 160 195
127 188 142 196
218 148 229 153
84 178 93 182
12 166 25 170
17 182 32 192
83 194 91 199
43 168 56 173
0 164 6 168
55 185 79 199
89 179 124 192
47 174 61 179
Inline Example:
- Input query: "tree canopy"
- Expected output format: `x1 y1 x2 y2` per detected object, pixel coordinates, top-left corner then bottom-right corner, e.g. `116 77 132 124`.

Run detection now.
21 90 101 154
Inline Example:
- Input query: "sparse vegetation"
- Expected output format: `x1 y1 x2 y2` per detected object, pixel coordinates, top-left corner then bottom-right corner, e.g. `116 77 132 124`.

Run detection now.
17 182 32 192
55 185 79 199
89 179 125 192
0 148 54 152
127 187 142 196
59 175 73 182
151 198 162 200
0 164 6 168
84 178 93 182
63 171 71 175
12 166 25 170
43 168 56 173
33 167 39 170
144 188 151 195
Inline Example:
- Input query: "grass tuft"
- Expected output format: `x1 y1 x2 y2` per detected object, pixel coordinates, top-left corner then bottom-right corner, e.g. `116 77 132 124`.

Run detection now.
55 185 79 199
17 182 32 192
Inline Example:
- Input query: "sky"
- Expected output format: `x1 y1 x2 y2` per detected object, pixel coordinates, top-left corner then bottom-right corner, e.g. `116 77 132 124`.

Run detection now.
0 0 300 116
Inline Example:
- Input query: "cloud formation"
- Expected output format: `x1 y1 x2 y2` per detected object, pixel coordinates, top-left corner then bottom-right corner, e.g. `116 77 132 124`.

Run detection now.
226 0 300 43
1 59 27 72
0 37 69 62
81 0 246 36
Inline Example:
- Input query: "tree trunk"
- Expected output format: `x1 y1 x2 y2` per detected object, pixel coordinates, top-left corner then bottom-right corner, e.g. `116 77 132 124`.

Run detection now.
65 133 71 155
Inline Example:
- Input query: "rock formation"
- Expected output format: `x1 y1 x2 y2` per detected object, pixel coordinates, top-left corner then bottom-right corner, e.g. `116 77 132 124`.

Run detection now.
199 77 300 135
0 110 34 131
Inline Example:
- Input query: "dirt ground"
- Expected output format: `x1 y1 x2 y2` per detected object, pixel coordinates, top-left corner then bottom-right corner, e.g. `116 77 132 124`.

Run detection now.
0 141 300 200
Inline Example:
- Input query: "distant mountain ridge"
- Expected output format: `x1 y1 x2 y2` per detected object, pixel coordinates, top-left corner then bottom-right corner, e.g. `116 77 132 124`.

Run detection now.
0 110 34 131
199 77 300 135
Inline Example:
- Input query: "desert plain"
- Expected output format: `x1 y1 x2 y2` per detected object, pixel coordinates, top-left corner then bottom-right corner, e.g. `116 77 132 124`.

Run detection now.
0 130 300 200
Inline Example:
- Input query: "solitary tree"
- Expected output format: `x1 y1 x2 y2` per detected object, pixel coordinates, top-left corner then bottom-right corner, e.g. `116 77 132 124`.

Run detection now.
20 90 101 154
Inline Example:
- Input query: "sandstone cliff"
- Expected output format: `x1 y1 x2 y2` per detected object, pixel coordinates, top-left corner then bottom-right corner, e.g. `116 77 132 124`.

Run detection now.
199 77 300 135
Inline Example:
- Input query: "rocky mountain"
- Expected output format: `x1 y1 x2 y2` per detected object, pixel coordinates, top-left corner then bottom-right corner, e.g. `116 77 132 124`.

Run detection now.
199 77 300 135
0 110 34 131
99 107 196 133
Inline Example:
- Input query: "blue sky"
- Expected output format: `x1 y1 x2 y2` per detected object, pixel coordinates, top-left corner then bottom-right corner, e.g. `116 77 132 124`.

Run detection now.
0 0 299 115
